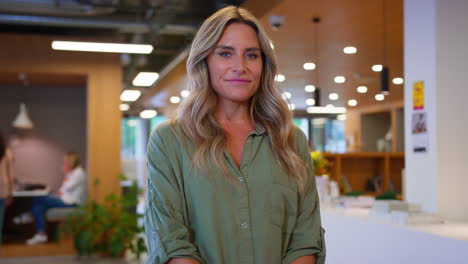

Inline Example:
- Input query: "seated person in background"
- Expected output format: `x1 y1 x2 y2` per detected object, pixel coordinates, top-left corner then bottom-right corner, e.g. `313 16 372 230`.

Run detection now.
14 152 87 245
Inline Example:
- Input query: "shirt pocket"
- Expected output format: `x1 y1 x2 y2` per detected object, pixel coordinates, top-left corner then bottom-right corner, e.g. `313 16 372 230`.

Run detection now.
266 172 299 228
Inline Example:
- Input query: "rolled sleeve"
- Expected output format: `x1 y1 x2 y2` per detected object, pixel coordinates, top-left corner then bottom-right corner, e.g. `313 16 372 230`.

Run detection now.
283 129 326 264
145 127 205 264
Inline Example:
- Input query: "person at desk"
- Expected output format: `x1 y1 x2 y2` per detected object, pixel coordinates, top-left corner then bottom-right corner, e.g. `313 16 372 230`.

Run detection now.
14 152 87 245
0 132 13 247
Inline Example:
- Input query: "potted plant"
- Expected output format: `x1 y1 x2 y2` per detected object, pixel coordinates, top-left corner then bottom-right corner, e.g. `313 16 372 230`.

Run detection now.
60 175 147 259
311 151 330 176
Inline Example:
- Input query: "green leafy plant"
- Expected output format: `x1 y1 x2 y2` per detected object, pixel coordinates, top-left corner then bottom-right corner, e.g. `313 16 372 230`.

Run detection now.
60 174 147 259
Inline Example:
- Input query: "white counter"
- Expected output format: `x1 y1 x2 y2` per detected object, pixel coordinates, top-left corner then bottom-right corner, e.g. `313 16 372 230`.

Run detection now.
322 207 468 264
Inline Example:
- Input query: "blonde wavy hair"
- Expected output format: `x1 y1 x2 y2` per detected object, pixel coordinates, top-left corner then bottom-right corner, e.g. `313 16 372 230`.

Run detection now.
173 6 307 190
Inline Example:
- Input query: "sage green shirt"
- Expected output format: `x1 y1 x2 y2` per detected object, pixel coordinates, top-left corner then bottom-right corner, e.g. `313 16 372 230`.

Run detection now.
145 121 326 264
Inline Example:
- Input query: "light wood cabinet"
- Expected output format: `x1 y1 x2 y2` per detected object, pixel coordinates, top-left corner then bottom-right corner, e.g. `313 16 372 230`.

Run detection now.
323 152 405 195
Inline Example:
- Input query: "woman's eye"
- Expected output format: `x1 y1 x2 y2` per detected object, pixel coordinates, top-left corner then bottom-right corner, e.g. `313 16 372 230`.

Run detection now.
219 51 231 57
247 53 259 59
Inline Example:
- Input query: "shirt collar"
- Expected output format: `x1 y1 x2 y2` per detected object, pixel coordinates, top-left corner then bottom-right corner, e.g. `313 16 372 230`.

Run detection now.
251 123 266 136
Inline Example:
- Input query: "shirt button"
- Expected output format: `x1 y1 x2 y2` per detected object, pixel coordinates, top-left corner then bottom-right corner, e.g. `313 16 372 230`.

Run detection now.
241 222 248 229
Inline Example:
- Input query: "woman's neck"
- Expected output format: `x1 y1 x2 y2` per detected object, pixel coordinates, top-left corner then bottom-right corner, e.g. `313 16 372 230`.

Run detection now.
215 99 251 124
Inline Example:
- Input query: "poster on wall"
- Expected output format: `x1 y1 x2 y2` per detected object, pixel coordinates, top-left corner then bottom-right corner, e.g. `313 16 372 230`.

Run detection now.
412 111 428 153
412 81 428 153
413 81 425 110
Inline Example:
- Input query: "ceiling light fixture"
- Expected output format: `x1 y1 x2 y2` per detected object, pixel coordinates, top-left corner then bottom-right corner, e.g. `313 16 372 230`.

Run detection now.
375 94 385 101
305 85 316 93
348 99 358 106
132 72 159 87
329 93 339 100
119 104 130 111
303 62 316 70
372 64 383 72
51 41 153 54
306 98 316 106
306 106 347 114
381 66 390 94
180 90 190 98
282 92 292 99
140 110 157 119
12 73 34 129
334 76 346 83
275 74 286 82
357 86 368 93
343 46 357 54
120 90 141 102
311 17 322 106
393 77 404 85
170 96 181 104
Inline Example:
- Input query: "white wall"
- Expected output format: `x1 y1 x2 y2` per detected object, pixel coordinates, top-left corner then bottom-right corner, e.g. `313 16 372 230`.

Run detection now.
404 0 439 213
436 0 468 221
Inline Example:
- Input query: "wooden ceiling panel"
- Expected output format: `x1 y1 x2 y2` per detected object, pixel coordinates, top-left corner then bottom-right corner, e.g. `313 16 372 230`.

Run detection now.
259 0 403 109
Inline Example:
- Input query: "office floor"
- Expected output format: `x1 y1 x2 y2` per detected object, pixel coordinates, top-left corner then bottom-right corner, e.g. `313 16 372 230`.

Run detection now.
0 255 147 264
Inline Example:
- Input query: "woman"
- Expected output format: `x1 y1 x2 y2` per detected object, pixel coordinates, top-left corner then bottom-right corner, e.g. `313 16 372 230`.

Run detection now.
0 132 13 247
145 6 325 264
15 152 87 245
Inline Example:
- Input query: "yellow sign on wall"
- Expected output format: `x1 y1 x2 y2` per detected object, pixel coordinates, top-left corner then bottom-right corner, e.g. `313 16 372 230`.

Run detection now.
413 81 424 110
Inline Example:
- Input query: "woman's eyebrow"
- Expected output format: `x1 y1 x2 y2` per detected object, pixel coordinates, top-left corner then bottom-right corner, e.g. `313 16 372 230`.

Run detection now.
214 46 261 52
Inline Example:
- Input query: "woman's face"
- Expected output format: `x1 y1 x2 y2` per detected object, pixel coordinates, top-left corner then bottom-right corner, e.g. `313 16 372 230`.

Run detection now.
62 157 71 175
207 22 263 105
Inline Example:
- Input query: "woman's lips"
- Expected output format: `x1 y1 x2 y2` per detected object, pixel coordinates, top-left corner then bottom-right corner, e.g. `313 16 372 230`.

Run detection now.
226 79 251 83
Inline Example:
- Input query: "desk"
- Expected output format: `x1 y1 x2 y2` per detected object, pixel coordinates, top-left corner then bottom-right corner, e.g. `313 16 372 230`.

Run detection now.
322 207 468 264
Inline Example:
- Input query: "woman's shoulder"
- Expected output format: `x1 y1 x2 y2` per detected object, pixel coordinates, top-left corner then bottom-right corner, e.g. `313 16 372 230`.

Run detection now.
150 119 186 145
292 125 308 153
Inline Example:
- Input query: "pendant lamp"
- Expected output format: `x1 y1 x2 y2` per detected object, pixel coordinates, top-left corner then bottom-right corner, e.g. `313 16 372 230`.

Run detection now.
13 103 34 129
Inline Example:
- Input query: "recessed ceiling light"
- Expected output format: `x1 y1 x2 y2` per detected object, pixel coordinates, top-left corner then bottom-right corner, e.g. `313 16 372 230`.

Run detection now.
170 96 181 104
343 46 357 54
132 72 159 86
51 41 153 54
337 114 347 121
275 74 286 82
282 92 292 99
348 99 358 106
180 90 190 98
372 64 383 72
357 86 368 93
306 106 347 114
334 76 346 83
303 62 316 70
393 77 404 85
120 90 141 102
304 85 316 92
140 110 157 119
288 103 295 110
119 103 130 111
306 98 316 106
375 94 385 101
329 93 339 100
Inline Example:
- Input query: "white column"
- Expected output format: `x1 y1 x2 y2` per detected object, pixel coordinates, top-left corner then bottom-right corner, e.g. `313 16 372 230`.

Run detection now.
404 0 468 221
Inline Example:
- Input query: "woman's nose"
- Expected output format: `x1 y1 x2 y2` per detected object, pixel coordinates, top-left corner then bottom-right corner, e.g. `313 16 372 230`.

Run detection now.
231 55 247 73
